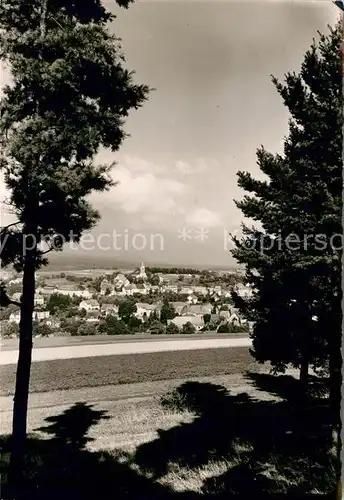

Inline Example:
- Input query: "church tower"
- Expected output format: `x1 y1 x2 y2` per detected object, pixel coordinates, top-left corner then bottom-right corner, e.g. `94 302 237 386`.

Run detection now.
138 262 147 280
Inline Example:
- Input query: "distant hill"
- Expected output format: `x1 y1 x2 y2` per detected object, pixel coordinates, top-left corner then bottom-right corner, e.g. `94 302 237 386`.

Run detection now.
44 251 240 273
44 252 131 271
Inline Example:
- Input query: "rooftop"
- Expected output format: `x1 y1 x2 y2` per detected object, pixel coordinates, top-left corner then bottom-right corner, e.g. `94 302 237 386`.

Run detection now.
114 274 128 282
101 303 118 310
81 299 99 307
171 316 204 327
135 283 147 290
136 303 158 310
181 304 212 315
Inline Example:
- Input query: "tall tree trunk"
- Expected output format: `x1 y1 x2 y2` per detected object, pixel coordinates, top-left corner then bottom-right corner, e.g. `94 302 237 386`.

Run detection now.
7 242 36 498
329 357 341 421
299 356 309 387
328 335 342 481
8 5 47 492
299 318 310 400
329 331 342 421
298 336 310 408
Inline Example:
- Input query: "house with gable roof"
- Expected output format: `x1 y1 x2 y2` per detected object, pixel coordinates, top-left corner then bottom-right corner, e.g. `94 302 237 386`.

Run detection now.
113 273 130 289
100 278 114 296
135 302 160 321
180 303 212 317
132 283 149 295
169 315 204 331
79 299 100 312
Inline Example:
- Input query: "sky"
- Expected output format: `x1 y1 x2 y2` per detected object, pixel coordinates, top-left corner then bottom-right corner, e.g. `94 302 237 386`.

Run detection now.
0 1 340 268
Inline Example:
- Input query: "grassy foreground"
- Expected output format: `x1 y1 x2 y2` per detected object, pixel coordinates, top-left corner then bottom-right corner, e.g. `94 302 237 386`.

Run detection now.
0 347 255 396
0 373 338 499
0 347 339 498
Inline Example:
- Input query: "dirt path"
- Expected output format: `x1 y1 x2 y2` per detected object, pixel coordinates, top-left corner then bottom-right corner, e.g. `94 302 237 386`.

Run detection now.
0 337 251 365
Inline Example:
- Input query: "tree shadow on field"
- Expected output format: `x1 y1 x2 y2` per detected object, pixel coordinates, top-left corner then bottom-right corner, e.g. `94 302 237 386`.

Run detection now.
246 371 329 402
35 401 110 449
0 402 199 500
134 378 338 498
0 378 339 499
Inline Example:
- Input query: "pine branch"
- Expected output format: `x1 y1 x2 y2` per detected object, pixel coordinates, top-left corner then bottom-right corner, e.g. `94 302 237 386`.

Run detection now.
8 298 21 307
0 221 21 234
0 284 21 307
40 0 48 39
41 248 54 255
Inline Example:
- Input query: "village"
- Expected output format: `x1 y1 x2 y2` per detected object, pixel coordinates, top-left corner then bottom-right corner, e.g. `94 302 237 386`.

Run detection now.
0 263 253 337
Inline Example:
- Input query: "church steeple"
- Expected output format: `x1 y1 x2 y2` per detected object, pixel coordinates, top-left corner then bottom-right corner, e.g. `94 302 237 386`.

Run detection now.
138 261 147 280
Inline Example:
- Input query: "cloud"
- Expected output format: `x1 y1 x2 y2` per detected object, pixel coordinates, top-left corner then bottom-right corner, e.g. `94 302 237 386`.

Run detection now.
175 161 194 175
185 207 224 228
0 151 244 239
119 155 167 175
91 157 188 222
0 155 190 228
175 158 209 175
0 172 16 226
111 167 186 215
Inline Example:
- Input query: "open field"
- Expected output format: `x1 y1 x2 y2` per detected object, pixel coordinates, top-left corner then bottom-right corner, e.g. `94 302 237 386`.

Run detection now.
0 347 255 396
0 333 249 351
0 367 335 498
0 337 336 498
38 268 128 277
0 345 336 497
0 372 274 450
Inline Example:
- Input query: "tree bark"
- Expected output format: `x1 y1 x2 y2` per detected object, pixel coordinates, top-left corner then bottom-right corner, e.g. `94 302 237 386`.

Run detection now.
328 337 342 478
329 359 341 420
8 4 48 492
298 315 311 400
298 349 310 408
329 331 342 420
299 356 309 386
7 240 37 498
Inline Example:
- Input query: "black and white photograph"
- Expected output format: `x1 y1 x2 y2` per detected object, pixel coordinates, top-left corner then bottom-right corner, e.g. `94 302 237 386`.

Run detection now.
0 1 342 498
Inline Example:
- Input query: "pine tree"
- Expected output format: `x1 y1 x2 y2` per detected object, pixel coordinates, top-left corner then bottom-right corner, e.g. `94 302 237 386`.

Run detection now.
231 24 342 401
0 0 149 494
160 299 176 324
